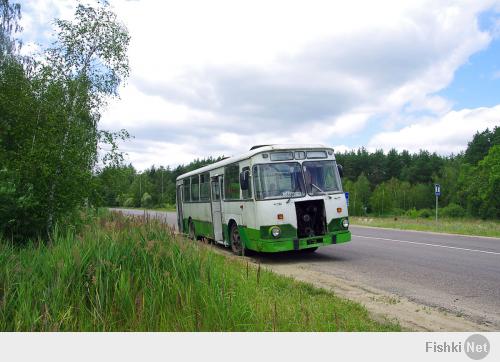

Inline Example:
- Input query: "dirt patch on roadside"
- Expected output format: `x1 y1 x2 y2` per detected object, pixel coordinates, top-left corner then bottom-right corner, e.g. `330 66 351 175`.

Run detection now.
203 243 494 331
259 262 494 331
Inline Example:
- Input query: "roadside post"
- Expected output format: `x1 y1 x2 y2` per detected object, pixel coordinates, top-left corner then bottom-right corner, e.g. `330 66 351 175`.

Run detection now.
434 184 441 222
345 192 349 207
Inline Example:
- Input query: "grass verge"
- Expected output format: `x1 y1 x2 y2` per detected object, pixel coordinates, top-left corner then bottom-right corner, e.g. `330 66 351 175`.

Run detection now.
351 216 500 238
0 212 400 331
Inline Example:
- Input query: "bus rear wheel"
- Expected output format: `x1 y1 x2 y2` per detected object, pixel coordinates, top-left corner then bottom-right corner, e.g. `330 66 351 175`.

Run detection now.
230 223 243 256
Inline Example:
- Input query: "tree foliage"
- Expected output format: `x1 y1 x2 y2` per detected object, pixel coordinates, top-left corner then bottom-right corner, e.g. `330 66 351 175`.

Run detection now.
0 1 130 241
94 130 500 221
95 157 225 209
0 0 21 58
464 127 500 165
338 131 499 219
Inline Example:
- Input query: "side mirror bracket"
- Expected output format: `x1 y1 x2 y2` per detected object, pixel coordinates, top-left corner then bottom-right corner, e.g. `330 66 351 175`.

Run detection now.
240 170 249 190
337 164 344 178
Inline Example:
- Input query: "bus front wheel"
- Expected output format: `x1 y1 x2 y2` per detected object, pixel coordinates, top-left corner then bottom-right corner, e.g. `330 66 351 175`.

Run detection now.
230 223 243 256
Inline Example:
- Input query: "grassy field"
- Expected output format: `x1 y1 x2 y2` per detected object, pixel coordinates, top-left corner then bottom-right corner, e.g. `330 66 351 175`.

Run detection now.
0 212 399 331
351 216 500 238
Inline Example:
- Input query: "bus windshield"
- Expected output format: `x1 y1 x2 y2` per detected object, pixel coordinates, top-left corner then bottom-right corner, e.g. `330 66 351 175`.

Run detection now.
303 160 342 196
253 162 305 200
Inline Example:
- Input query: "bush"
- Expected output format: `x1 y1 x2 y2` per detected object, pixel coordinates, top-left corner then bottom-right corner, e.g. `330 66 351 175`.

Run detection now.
0 171 41 242
417 208 433 218
161 203 176 210
405 208 419 218
123 197 135 207
141 192 152 208
440 203 466 218
392 208 405 216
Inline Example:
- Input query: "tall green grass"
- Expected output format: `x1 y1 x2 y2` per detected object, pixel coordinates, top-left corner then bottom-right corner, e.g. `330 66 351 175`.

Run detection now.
0 212 399 331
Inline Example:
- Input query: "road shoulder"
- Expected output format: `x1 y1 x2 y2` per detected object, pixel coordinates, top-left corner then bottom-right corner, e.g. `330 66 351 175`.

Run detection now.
259 261 495 332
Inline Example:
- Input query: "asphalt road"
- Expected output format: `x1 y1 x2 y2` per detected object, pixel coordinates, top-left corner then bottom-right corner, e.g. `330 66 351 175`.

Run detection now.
111 208 500 328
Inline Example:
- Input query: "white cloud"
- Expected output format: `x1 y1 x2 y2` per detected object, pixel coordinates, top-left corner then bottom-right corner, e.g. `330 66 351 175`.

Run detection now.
368 105 500 153
20 0 75 45
119 139 206 171
101 84 217 130
21 0 500 168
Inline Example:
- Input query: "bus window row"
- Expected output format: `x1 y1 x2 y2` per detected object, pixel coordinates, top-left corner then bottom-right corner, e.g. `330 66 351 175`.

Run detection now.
181 164 253 203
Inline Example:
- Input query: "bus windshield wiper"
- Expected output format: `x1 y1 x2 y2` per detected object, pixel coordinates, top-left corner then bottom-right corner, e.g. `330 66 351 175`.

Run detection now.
311 183 332 199
286 188 300 203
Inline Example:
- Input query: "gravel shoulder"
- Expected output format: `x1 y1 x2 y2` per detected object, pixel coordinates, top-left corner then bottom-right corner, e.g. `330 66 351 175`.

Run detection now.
257 260 494 331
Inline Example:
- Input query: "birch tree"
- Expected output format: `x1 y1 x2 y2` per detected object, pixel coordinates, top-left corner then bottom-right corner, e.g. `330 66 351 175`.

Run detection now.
1 1 130 241
42 3 130 234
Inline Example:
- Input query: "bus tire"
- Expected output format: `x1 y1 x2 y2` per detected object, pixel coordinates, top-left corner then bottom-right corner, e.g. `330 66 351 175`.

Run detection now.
230 223 243 256
188 220 195 240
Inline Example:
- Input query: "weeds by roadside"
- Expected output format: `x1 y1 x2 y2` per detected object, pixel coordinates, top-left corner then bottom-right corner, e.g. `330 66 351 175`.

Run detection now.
0 212 400 331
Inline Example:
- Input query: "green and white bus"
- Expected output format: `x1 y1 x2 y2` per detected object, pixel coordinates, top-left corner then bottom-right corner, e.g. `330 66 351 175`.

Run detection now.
175 144 351 254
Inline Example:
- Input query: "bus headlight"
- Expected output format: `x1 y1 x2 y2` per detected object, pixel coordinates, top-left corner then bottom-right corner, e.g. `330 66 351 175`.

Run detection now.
342 218 349 228
270 226 281 238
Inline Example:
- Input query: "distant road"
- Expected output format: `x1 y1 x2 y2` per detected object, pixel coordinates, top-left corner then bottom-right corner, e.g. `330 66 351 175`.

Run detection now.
111 208 177 225
111 208 500 329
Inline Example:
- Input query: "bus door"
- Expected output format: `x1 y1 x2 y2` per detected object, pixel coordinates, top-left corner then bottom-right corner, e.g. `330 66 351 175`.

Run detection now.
211 175 224 241
176 184 183 232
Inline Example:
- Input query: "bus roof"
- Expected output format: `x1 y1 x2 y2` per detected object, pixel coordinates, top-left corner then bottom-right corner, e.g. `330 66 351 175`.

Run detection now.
176 144 333 181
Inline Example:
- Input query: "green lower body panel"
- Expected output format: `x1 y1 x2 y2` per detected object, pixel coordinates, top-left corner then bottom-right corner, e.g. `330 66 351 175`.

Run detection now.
183 218 214 239
243 229 351 253
183 217 351 253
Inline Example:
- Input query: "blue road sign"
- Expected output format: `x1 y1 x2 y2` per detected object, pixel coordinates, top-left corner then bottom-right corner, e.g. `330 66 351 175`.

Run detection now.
345 192 349 206
435 184 441 197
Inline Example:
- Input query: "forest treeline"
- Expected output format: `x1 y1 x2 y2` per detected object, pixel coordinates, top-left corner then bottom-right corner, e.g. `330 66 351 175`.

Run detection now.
96 156 225 209
338 127 499 219
96 127 500 220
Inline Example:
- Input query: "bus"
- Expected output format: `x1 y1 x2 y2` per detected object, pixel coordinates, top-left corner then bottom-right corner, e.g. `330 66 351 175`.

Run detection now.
175 144 351 255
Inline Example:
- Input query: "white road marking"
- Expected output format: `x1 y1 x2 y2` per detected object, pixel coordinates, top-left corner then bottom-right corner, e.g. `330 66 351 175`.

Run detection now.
353 235 500 256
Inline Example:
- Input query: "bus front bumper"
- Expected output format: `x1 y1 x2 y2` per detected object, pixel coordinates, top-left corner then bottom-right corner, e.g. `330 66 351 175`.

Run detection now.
245 230 351 253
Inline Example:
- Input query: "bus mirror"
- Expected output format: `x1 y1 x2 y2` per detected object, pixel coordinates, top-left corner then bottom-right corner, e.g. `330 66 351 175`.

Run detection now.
240 171 249 190
337 164 344 178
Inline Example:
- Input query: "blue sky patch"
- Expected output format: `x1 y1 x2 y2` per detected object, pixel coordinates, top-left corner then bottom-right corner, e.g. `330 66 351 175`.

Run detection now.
438 38 500 110
437 10 500 110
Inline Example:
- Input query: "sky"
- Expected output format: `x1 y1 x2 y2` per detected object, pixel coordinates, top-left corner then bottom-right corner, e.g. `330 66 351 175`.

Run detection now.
19 0 500 170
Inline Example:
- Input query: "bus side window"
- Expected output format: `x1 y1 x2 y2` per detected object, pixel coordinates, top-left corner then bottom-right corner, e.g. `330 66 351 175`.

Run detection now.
191 175 200 201
212 179 220 201
200 173 210 201
241 166 252 199
183 179 190 202
253 165 261 200
224 164 240 200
